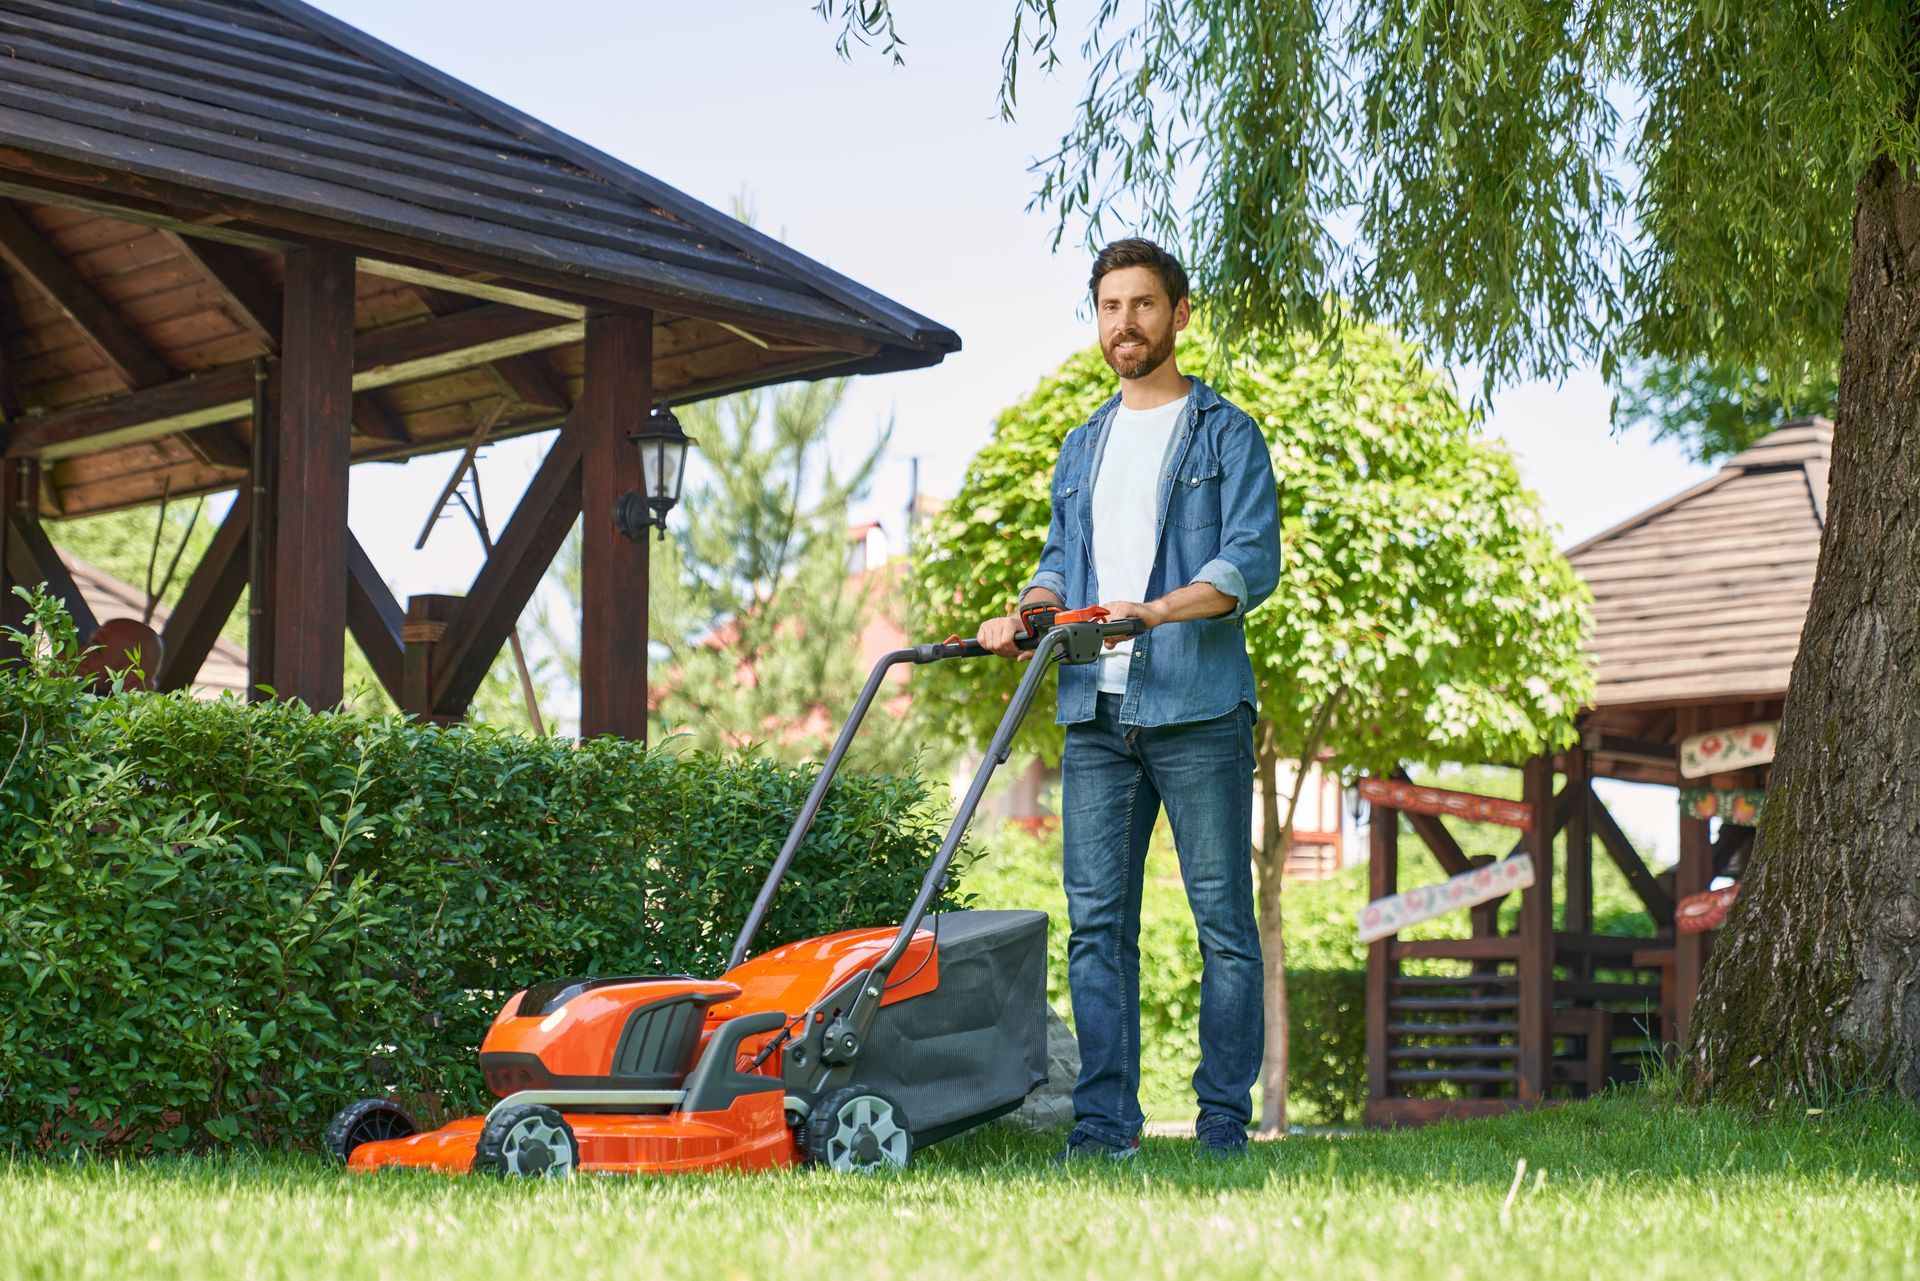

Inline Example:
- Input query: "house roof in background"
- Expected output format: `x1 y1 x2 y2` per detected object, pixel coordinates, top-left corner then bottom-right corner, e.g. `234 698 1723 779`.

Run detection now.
60 549 247 696
1566 418 1829 712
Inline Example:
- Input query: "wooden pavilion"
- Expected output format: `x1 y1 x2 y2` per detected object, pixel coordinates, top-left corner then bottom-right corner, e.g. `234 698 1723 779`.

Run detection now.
0 0 957 735
1362 420 1828 1125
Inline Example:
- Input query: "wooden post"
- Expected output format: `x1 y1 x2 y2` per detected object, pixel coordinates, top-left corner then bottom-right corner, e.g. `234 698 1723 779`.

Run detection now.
1675 711 1713 1047
1365 805 1399 1117
265 247 354 708
578 310 652 741
0 457 31 637
401 594 461 725
1 456 94 640
1515 753 1555 1103
1565 746 1594 978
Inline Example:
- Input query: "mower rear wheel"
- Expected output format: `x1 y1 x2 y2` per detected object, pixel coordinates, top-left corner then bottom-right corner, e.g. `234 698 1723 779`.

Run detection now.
805 1087 912 1173
472 1104 578 1179
322 1098 418 1164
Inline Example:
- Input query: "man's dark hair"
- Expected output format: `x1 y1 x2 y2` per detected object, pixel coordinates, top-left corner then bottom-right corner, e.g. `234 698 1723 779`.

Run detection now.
1089 238 1190 306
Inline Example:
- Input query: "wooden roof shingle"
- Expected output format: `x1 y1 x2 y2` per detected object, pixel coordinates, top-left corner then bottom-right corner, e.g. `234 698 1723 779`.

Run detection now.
0 0 961 516
0 0 958 357
1566 419 1830 712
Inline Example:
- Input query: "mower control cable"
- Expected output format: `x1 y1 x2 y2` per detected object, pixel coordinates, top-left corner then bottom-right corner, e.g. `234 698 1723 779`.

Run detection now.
744 1012 808 1073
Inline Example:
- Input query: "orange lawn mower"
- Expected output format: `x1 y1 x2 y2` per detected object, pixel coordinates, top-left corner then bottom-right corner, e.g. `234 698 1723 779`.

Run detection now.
323 604 1140 1177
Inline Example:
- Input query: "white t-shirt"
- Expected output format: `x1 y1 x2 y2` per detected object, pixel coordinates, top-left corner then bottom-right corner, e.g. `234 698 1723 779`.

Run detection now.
1091 394 1188 694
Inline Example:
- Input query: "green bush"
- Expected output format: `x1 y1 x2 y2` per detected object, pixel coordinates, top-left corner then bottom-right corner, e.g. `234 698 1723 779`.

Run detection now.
0 595 957 1155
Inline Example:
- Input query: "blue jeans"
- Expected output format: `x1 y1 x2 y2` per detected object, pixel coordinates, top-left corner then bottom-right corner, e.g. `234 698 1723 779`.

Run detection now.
1061 692 1263 1144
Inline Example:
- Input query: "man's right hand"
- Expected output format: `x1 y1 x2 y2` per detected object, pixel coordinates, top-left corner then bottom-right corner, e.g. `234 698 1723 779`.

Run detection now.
978 613 1028 659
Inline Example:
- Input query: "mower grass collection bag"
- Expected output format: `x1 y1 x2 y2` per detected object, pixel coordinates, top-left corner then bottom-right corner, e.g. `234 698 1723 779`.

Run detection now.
851 908 1050 1146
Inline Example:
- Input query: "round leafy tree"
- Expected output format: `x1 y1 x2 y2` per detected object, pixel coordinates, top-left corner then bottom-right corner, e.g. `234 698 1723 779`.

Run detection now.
908 323 1593 1128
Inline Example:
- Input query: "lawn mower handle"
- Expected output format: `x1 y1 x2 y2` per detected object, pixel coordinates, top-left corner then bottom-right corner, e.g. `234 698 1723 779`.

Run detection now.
725 610 1143 971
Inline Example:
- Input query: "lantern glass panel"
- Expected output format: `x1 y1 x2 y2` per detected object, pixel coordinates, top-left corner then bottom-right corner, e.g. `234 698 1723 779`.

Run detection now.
640 437 666 498
662 439 689 503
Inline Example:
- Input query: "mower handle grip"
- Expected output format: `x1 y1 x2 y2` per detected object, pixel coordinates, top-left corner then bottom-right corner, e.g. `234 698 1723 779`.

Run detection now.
910 606 1144 663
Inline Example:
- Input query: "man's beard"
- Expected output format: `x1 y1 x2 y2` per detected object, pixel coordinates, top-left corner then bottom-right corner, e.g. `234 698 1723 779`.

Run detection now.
1102 324 1176 380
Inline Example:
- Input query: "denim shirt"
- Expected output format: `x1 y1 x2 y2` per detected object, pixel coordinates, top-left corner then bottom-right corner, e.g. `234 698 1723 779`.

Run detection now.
1022 376 1281 729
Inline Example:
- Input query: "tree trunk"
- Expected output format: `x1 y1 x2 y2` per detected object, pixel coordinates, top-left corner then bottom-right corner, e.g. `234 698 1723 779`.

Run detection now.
1686 155 1920 1107
1254 721 1290 1134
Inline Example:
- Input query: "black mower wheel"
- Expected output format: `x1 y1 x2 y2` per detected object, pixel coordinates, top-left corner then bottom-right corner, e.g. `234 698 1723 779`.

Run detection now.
471 1104 578 1179
804 1086 912 1173
322 1098 418 1165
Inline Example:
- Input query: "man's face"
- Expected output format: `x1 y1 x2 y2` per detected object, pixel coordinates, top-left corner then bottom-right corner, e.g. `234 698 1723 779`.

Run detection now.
1095 265 1190 380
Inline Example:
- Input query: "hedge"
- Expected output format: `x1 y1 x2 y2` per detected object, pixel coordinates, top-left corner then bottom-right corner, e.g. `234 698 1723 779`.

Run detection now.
0 595 958 1155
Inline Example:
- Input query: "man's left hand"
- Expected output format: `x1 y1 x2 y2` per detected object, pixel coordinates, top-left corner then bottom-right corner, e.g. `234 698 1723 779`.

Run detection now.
1099 599 1166 648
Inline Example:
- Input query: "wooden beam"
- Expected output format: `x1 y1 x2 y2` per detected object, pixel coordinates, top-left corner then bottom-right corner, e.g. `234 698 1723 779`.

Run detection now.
156 497 249 692
267 245 354 709
350 392 408 443
0 200 173 392
350 305 581 394
180 423 252 471
1712 823 1755 878
6 304 578 462
1591 784 1676 923
1388 766 1470 875
1515 754 1554 1103
1675 709 1713 1048
430 420 583 714
1357 775 1535 831
160 230 281 354
4 516 96 640
358 260 585 319
414 288 570 412
345 532 403 703
578 311 652 740
1585 733 1678 768
1566 746 1594 939
1365 810 1398 1109
0 456 36 634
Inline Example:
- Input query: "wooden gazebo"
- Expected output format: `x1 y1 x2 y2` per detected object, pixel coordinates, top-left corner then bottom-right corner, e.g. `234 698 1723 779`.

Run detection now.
0 0 957 735
1363 420 1827 1125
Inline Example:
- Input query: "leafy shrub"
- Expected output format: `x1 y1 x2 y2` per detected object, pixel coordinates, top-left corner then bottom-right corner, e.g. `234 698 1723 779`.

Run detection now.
0 595 957 1155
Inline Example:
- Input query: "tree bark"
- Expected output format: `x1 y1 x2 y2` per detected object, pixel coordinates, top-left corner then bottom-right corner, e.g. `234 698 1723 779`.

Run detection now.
1686 156 1920 1107
1254 693 1340 1134
1254 720 1289 1134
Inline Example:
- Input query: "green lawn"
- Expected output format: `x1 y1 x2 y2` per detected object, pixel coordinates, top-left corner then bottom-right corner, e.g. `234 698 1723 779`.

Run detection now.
9 1094 1919 1280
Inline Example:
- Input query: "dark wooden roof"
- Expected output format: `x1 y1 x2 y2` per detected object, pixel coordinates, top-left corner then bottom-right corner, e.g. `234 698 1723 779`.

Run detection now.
1568 419 1829 714
0 0 958 516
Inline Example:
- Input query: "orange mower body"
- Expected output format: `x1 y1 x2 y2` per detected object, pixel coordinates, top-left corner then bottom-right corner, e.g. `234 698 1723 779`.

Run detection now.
325 614 1134 1178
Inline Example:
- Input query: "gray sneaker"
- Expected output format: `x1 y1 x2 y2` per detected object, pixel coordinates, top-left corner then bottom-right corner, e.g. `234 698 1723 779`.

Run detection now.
1053 1127 1141 1163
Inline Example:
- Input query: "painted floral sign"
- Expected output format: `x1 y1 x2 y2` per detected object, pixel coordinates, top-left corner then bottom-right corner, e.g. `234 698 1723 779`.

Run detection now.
1676 885 1740 935
1357 854 1536 944
1679 722 1779 779
1356 777 1535 831
1679 787 1767 824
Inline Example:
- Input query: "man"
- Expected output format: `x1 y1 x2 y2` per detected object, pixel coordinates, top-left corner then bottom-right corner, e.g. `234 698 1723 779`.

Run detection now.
978 238 1280 1160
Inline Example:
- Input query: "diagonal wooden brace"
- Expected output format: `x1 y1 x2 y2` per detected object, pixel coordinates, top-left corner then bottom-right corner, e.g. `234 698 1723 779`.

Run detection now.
156 498 250 692
429 417 583 715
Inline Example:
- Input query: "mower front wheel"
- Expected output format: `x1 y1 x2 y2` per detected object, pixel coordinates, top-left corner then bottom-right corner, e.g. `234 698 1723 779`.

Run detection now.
322 1098 418 1164
473 1104 578 1179
805 1086 912 1173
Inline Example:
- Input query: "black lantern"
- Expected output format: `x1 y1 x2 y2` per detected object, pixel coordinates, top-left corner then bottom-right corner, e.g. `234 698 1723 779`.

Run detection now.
616 404 694 541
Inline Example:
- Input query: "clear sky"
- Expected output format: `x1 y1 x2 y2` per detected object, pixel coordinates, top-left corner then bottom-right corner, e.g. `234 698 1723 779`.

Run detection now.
308 1 1701 855
310 0 1713 589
